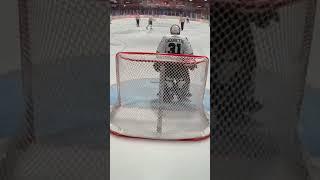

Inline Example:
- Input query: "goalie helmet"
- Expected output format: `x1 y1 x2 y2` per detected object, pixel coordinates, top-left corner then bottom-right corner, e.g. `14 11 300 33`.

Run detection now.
170 24 181 35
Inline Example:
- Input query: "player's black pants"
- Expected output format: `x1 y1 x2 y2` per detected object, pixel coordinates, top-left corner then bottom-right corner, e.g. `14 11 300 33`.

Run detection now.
136 19 140 27
153 62 191 101
181 22 185 30
146 21 153 29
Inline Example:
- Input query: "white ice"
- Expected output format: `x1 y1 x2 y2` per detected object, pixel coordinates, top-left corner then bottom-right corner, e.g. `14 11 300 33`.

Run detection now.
110 18 210 180
110 18 210 88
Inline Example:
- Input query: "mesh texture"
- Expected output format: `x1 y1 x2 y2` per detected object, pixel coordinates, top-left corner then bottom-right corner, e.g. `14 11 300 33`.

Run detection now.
0 0 109 179
111 52 210 140
210 0 317 179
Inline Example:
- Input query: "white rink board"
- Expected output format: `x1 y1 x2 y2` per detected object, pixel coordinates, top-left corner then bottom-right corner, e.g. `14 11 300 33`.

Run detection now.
110 17 210 180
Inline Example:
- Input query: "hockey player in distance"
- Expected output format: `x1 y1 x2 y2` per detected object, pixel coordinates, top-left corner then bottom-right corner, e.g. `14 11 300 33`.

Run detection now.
135 13 140 27
179 15 186 31
146 16 153 30
154 24 196 102
186 16 190 24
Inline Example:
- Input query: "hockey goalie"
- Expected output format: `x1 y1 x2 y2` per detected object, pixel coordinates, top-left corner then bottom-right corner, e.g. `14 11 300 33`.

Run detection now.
153 24 196 103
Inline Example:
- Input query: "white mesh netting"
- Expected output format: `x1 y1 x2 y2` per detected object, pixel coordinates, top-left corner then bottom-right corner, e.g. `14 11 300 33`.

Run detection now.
110 52 209 140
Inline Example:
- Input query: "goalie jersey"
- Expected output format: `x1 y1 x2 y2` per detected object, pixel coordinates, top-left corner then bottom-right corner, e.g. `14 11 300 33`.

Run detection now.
156 35 193 55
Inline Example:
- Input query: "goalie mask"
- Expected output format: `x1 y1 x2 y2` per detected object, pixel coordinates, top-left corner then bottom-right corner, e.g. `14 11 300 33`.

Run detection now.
170 24 181 35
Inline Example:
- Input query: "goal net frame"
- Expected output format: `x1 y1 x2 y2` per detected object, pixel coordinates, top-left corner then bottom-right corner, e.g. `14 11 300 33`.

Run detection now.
111 51 210 141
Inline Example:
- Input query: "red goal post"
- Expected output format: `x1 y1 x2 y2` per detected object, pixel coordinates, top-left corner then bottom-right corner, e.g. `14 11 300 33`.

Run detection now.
116 51 209 64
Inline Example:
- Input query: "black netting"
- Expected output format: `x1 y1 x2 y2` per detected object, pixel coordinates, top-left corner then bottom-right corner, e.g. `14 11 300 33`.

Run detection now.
211 0 317 179
0 0 109 179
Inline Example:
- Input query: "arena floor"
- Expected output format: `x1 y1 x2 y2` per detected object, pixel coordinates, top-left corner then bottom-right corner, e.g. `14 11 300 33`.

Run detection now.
110 18 210 180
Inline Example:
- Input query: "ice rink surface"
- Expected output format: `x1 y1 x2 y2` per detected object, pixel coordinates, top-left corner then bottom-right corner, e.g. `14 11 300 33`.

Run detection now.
110 18 210 180
110 17 210 88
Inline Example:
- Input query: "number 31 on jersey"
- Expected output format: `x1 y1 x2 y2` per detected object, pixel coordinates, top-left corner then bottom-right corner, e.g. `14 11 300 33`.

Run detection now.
168 43 181 54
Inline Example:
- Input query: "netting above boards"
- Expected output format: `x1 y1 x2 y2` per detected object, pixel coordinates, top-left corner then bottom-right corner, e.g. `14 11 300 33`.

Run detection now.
0 0 109 180
210 0 317 179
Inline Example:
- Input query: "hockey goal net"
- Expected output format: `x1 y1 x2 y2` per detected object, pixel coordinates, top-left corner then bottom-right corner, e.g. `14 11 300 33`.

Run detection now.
110 52 210 140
